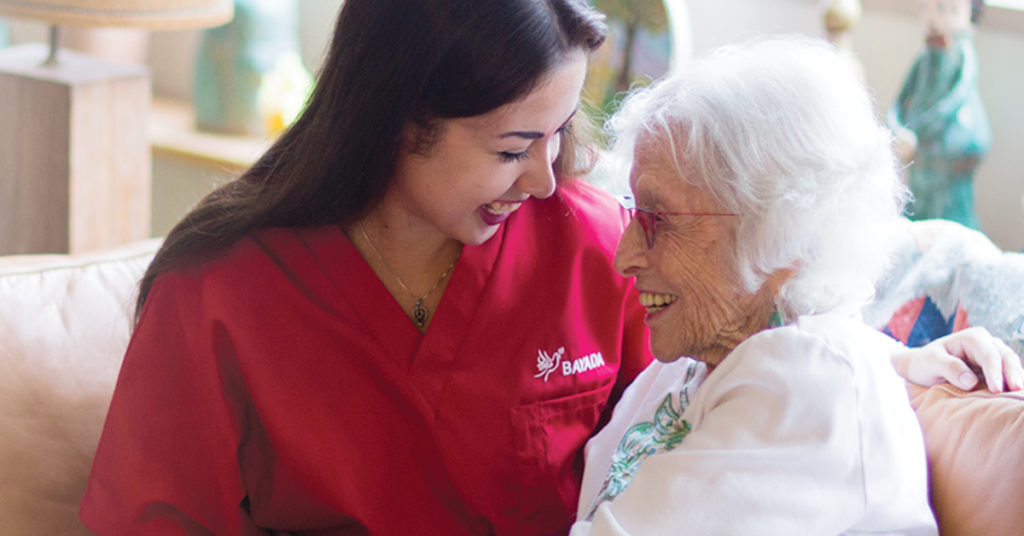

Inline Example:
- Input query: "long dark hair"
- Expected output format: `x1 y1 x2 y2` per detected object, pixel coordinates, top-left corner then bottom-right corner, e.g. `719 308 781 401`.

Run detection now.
136 0 607 318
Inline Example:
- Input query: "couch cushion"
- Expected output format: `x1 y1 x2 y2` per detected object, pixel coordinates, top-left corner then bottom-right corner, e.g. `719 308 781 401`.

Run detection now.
909 383 1024 536
868 220 1024 535
0 239 160 535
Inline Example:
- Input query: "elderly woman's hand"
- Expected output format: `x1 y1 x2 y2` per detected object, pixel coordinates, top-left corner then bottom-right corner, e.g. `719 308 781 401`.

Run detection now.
891 327 1024 393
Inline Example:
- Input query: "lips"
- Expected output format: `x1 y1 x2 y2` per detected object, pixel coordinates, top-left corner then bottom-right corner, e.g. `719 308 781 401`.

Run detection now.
479 200 523 226
638 291 678 314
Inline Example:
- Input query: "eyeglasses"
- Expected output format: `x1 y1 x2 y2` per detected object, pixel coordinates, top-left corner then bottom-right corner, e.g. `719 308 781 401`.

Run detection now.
628 207 738 249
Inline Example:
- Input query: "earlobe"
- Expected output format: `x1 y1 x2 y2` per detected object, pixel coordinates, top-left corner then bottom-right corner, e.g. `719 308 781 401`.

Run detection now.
767 263 799 294
764 265 799 326
401 120 442 156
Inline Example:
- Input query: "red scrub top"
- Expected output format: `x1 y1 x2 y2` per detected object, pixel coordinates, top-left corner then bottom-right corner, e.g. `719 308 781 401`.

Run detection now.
80 180 653 535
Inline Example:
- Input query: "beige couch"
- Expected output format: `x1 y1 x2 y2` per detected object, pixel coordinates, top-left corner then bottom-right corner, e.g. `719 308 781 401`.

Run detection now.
0 238 160 535
1 230 1022 535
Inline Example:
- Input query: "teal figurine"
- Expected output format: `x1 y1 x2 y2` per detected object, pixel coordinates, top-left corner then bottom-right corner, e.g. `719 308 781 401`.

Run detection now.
888 0 990 230
194 0 313 136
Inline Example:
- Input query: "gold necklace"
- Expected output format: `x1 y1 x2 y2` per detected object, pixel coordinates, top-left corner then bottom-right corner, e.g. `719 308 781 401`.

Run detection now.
359 222 458 328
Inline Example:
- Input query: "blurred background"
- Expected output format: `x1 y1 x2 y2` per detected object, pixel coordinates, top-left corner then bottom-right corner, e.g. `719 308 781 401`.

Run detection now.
1 0 1021 251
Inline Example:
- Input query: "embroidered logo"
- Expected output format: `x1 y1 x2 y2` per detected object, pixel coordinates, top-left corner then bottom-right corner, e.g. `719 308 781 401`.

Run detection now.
534 347 606 381
534 347 565 381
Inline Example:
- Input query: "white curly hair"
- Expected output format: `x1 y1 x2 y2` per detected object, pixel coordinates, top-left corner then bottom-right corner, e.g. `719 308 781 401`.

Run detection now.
607 36 909 318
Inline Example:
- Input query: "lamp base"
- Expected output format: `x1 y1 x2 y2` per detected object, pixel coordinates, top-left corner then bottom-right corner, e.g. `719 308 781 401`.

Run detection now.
0 43 151 255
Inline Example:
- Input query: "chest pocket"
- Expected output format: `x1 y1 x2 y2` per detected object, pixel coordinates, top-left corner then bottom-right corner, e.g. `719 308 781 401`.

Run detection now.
508 380 615 535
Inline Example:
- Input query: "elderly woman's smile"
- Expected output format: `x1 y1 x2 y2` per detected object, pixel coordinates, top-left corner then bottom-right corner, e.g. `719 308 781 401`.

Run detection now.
638 291 678 312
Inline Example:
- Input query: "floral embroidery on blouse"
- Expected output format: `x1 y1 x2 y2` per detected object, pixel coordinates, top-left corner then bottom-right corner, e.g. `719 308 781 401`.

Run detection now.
585 360 701 520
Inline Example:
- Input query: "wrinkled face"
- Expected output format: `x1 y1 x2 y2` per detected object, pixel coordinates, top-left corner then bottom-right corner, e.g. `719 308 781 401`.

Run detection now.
387 51 588 246
614 134 776 366
918 0 972 42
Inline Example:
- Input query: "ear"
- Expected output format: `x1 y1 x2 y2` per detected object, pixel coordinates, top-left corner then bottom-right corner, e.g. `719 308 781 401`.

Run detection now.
766 263 799 295
401 119 443 156
398 123 421 153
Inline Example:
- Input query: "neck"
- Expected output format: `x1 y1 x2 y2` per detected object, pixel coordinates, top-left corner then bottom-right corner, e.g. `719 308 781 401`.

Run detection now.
698 293 778 373
343 202 463 333
357 208 461 270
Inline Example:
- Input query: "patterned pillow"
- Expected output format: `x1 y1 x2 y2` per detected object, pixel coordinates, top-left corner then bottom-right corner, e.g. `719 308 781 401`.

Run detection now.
881 296 969 347
863 219 1024 357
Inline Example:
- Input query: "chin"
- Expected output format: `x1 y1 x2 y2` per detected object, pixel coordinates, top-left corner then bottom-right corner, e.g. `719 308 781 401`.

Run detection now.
649 336 687 363
464 225 501 246
653 352 686 363
446 219 499 247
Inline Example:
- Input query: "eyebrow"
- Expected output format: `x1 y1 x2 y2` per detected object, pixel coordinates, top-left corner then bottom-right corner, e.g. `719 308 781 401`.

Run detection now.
627 175 661 207
499 106 578 140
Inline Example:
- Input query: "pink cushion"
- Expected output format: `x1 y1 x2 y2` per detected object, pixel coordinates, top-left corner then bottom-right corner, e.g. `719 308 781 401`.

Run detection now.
909 383 1024 536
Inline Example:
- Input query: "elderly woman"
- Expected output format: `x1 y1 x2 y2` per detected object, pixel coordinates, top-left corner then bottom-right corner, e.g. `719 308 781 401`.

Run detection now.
570 37 960 535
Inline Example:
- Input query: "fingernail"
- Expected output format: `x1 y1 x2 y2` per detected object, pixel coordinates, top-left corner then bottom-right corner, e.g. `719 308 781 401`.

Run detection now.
959 372 977 390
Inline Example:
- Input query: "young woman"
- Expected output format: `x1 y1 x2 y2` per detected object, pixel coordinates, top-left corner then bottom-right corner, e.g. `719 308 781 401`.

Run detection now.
81 2 646 534
80 2 1020 535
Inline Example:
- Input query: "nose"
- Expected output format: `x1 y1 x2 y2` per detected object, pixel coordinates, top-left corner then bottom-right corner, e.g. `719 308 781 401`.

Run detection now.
515 135 560 199
514 162 556 199
614 217 648 277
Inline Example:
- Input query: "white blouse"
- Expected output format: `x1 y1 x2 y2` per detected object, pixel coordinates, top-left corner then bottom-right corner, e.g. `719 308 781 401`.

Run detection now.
572 314 937 536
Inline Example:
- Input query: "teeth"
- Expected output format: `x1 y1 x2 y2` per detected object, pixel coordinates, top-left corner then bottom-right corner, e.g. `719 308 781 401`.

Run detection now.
639 292 678 309
484 201 522 215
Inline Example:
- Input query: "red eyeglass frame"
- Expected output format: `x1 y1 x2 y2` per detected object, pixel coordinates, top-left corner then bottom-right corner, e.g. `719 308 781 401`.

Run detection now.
628 207 738 249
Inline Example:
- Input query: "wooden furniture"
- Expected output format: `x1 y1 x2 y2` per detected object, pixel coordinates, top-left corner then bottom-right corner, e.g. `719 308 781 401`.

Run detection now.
0 44 150 255
0 0 233 255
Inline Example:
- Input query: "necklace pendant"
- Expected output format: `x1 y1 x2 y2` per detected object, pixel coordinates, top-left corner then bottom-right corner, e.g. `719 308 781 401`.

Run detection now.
412 298 428 327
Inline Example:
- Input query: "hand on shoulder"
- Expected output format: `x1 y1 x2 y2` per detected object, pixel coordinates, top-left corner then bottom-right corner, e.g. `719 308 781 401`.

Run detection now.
891 327 1024 393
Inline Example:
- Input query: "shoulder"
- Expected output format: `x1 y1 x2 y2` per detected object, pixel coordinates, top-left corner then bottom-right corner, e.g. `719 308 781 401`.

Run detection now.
684 319 878 456
502 181 630 292
161 227 307 281
519 179 629 253
556 178 628 215
555 179 629 229
792 314 900 360
732 314 894 372
729 318 850 369
702 315 900 409
704 317 864 400
616 358 707 414
147 225 343 312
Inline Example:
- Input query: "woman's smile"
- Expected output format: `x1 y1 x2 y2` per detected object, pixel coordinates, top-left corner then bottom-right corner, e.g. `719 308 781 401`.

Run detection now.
479 200 524 225
638 290 679 318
